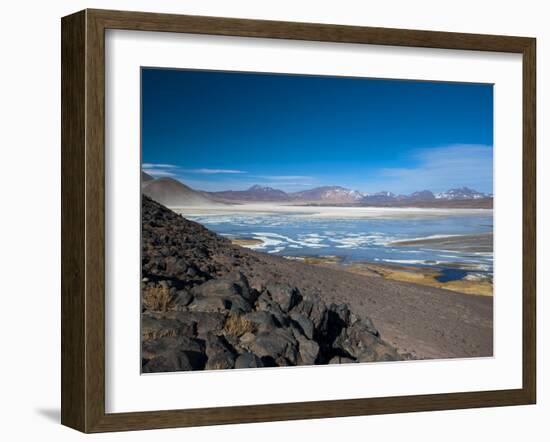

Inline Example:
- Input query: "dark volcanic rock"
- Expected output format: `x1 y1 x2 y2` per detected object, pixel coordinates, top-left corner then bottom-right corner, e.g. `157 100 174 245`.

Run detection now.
172 290 194 310
190 274 254 314
248 328 298 365
290 312 315 340
179 311 227 336
266 283 300 312
332 319 400 362
142 336 206 372
234 352 264 369
296 335 320 365
188 295 229 313
204 333 236 370
141 195 405 373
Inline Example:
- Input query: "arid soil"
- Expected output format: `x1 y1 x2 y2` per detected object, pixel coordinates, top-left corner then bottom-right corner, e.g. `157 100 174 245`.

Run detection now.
225 257 493 359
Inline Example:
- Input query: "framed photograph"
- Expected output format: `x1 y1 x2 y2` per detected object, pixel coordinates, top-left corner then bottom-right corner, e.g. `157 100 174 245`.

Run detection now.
61 9 536 433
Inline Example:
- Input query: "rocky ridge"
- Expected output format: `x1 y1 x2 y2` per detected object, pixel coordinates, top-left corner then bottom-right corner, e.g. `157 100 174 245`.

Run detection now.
141 195 405 372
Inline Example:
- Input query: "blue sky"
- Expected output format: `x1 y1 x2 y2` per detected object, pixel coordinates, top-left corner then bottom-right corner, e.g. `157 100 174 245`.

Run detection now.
142 68 493 194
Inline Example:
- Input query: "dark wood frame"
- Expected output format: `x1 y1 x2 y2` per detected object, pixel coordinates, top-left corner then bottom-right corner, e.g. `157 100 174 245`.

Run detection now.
61 8 536 433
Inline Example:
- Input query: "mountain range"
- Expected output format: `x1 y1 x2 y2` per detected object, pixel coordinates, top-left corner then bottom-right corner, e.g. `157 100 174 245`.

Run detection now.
211 184 492 205
142 171 492 208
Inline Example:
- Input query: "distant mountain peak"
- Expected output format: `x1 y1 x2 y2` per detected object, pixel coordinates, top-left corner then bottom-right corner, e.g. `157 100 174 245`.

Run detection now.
291 186 365 203
375 190 395 197
435 187 488 200
248 184 280 192
410 190 435 200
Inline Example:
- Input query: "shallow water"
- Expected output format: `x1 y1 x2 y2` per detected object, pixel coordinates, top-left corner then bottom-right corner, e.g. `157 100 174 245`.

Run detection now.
186 212 494 279
435 268 469 282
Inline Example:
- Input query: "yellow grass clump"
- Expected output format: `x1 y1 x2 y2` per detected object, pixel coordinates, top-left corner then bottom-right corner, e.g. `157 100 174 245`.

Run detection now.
223 314 256 337
143 286 173 312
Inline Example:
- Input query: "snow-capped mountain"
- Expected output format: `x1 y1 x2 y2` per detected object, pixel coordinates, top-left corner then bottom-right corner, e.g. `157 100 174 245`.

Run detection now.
361 191 397 204
434 187 490 200
291 186 365 203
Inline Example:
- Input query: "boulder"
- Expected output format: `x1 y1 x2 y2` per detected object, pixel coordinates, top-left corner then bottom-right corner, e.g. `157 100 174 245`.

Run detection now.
235 352 264 369
188 295 229 313
190 275 253 314
142 353 194 373
249 328 298 365
329 303 351 327
141 336 206 372
226 295 253 314
266 283 299 312
291 294 327 330
176 311 227 336
203 333 236 370
193 273 252 302
296 336 319 365
172 290 194 310
333 319 401 362
227 272 258 304
290 312 315 340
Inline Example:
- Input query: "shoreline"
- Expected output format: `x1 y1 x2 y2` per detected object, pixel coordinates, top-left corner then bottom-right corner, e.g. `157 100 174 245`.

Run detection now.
228 231 494 297
279 255 493 297
174 204 493 220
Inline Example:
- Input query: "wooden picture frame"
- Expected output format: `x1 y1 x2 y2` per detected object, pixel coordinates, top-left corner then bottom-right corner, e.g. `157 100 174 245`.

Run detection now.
61 8 536 433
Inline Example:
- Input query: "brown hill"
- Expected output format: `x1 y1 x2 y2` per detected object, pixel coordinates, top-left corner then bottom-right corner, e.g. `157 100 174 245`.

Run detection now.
142 177 220 207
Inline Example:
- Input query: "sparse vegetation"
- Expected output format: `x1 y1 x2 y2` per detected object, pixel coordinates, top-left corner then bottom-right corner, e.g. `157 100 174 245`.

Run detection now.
223 314 256 337
143 286 173 312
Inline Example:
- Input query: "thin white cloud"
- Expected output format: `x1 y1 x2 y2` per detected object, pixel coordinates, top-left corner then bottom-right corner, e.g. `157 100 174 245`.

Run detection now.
142 168 177 177
183 168 247 174
141 163 247 179
257 175 314 181
142 163 178 169
372 144 493 194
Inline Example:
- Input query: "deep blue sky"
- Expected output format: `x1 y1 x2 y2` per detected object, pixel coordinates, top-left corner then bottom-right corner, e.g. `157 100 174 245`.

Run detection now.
142 68 493 194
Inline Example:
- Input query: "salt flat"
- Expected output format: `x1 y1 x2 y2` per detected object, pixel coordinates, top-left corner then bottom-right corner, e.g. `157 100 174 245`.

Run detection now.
172 203 493 220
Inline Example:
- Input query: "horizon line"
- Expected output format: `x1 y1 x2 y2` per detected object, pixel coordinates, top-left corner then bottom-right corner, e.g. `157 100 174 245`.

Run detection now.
142 171 492 196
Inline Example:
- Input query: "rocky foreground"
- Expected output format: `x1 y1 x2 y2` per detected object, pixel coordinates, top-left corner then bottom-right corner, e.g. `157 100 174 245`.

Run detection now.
141 196 406 372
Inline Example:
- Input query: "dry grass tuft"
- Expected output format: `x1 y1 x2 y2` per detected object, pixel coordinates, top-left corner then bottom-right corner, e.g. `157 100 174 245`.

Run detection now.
143 286 173 312
224 314 256 337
